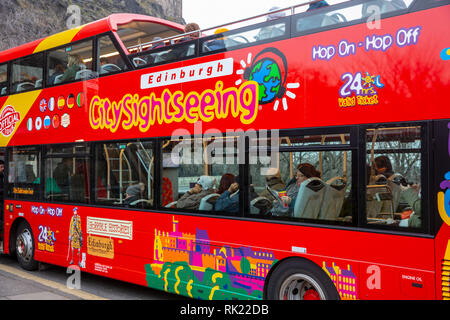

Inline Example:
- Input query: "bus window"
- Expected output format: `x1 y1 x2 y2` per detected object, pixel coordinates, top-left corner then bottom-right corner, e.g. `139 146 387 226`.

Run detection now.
45 144 90 204
94 141 154 209
130 41 196 68
249 133 352 223
98 35 128 75
0 63 8 96
8 146 41 200
162 137 239 214
47 40 95 86
11 53 44 94
365 126 422 229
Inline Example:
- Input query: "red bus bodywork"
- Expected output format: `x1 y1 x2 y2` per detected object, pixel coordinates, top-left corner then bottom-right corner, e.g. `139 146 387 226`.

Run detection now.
1 5 449 300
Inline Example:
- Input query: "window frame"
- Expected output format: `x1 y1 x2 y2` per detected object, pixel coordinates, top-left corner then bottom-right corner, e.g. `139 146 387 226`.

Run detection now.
92 138 156 209
243 126 357 226
45 37 97 88
96 32 132 78
43 143 91 204
358 121 430 234
6 145 43 200
9 51 45 95
0 62 10 97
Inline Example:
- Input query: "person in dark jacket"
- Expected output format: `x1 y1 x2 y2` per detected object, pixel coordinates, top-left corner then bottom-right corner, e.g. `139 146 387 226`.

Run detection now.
215 175 259 213
124 183 144 206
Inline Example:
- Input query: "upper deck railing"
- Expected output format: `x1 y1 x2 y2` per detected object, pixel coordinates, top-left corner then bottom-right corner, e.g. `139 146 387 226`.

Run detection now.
128 0 327 52
127 0 416 53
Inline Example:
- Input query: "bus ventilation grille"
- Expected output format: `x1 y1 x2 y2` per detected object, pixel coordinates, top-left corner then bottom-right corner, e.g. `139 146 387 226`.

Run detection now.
442 260 450 300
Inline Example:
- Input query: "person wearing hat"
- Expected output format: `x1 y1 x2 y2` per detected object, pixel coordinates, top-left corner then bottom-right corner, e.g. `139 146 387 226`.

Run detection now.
307 0 329 11
177 176 216 210
124 183 144 206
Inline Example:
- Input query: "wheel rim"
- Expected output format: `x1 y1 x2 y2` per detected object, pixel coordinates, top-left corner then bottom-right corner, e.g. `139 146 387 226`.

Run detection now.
279 273 326 300
16 228 33 263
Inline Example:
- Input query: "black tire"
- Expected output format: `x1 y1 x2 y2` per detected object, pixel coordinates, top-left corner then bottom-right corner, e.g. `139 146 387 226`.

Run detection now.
266 259 340 300
15 221 38 271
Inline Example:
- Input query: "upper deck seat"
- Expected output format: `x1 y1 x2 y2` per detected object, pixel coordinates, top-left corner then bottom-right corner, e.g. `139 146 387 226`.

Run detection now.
75 69 97 80
318 177 347 220
100 64 121 74
293 177 326 219
250 196 272 215
16 82 35 92
362 0 407 17
1 87 6 95
54 74 63 84
35 79 42 88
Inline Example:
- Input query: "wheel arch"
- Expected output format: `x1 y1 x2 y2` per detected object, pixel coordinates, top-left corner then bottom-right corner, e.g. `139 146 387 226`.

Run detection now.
8 217 29 255
263 255 340 300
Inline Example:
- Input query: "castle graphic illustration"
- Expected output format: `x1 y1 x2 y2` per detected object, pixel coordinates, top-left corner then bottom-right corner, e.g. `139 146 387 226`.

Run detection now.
145 217 277 299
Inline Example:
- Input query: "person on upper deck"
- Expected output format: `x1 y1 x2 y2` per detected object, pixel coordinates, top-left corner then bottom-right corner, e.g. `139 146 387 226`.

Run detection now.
60 54 85 83
307 0 329 11
180 23 201 42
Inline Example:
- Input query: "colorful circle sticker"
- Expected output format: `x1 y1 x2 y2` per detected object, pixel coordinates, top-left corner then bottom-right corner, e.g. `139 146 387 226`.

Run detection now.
61 113 70 128
35 117 42 131
39 98 47 112
43 115 51 129
52 114 60 129
67 94 75 109
27 118 33 131
77 92 85 108
48 97 55 112
57 95 65 110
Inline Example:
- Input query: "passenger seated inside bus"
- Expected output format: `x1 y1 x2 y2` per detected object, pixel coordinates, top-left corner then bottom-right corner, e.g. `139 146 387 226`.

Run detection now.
372 155 394 179
25 165 36 183
124 183 145 207
48 64 65 85
60 54 85 83
53 158 72 195
216 173 236 195
176 175 216 210
179 23 201 42
259 168 285 202
280 163 321 210
203 28 229 52
399 183 421 228
215 175 267 214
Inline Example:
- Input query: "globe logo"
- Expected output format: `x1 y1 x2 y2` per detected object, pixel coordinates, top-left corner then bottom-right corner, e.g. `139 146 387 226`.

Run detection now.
238 48 299 111
248 57 282 104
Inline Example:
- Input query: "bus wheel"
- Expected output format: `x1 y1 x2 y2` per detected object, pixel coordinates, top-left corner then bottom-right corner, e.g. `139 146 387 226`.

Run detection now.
266 259 339 300
15 221 38 271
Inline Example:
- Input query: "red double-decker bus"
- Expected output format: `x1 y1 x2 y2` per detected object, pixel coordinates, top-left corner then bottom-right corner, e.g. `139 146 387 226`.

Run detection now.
0 0 449 300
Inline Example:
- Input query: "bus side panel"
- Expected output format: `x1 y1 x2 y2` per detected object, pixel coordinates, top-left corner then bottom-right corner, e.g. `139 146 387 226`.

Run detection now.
4 201 436 300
